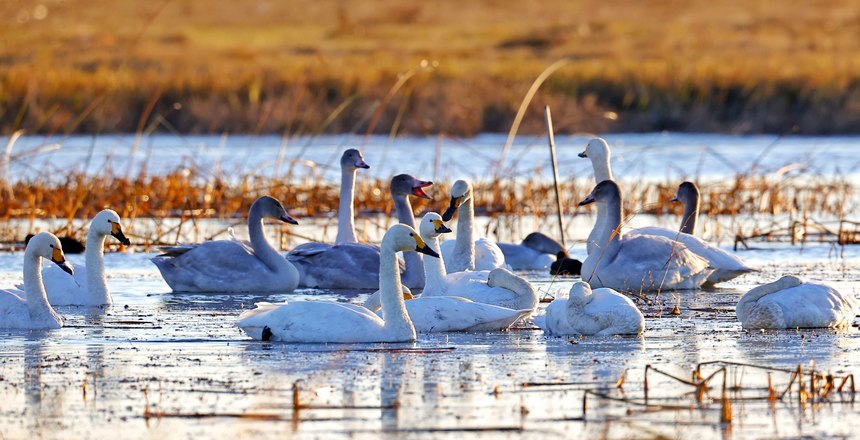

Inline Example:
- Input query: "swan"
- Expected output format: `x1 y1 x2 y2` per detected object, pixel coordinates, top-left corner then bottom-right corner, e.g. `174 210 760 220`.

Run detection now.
1 232 74 329
237 224 438 343
497 232 566 270
536 281 644 336
363 213 533 332
580 138 753 285
579 180 713 292
419 213 538 311
37 209 131 306
152 196 301 293
631 181 754 285
286 149 382 289
440 180 506 272
549 251 582 276
736 276 859 329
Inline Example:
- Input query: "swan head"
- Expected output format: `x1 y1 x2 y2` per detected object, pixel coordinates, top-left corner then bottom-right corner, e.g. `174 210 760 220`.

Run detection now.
568 281 593 303
578 180 620 206
383 224 440 258
441 180 472 221
521 232 564 254
670 181 699 205
578 137 611 161
390 174 433 199
26 232 74 276
419 212 452 240
341 148 369 170
91 209 131 245
251 196 299 225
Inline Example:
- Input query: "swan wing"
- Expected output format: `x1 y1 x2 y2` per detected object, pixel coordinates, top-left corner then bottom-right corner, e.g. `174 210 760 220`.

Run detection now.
401 297 529 333
237 300 387 343
287 242 382 289
497 242 554 270
740 283 858 329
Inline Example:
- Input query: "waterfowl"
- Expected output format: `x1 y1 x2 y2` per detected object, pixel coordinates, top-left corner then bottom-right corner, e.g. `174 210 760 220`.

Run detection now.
579 180 713 292
38 209 130 306
497 232 566 271
152 196 300 293
237 224 438 343
736 276 858 329
549 251 582 276
0 232 74 329
389 173 433 289
440 180 506 273
578 138 614 255
536 281 644 336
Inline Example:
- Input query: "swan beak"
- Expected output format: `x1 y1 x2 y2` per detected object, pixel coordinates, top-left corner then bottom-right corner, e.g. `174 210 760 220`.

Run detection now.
356 159 370 169
578 151 588 158
413 235 440 258
109 221 132 246
441 196 462 221
432 219 452 234
578 194 596 206
411 180 433 199
280 213 299 225
50 246 74 276
669 195 679 203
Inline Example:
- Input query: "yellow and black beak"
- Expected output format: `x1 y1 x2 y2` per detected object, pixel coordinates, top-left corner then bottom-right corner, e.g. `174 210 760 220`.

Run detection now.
413 234 439 258
432 219 452 234
50 245 74 276
441 196 462 221
109 220 131 246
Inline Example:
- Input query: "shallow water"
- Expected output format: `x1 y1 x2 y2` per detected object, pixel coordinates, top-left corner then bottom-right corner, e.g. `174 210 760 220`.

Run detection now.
0 241 858 439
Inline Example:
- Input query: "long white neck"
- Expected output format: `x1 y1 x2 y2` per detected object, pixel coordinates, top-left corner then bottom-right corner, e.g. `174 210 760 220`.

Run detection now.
679 194 700 236
420 235 448 296
379 245 415 339
451 197 475 272
248 209 290 274
586 158 613 255
393 194 424 288
335 168 358 244
588 196 623 267
23 251 59 324
85 230 111 305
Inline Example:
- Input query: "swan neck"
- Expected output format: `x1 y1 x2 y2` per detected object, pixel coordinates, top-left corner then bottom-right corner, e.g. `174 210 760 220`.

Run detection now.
679 195 699 235
248 208 288 273
592 157 613 183
595 196 622 258
23 251 55 321
379 246 415 337
392 194 416 228
85 232 110 304
421 236 448 296
335 168 358 244
453 196 476 271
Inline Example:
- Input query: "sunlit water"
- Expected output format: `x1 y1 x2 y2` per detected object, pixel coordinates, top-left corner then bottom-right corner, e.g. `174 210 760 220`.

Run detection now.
0 240 858 439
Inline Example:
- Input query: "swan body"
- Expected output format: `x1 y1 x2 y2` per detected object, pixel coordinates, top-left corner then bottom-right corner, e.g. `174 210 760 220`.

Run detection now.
238 224 438 343
39 209 131 306
420 213 538 311
736 276 858 329
152 196 301 293
1 233 74 329
497 232 565 271
536 281 644 336
440 180 507 272
579 180 713 292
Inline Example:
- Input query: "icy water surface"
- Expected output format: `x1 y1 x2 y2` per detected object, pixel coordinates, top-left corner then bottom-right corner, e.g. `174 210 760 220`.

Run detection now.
0 243 858 439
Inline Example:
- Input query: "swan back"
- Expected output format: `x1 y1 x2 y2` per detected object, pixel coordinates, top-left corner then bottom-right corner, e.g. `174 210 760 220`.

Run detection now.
737 277 857 329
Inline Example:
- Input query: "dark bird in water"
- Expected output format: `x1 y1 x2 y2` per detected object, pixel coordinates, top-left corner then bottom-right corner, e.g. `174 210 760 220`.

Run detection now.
550 251 582 276
25 234 86 254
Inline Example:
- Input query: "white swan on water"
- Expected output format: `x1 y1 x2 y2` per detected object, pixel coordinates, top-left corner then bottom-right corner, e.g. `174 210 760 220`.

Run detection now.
1 232 74 329
37 209 131 306
580 138 753 285
237 224 438 343
151 196 300 293
536 281 644 336
579 180 713 292
736 276 858 329
363 213 532 332
440 180 506 272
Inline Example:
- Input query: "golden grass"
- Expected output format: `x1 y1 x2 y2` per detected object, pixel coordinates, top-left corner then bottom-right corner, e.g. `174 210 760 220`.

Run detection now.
2 0 860 135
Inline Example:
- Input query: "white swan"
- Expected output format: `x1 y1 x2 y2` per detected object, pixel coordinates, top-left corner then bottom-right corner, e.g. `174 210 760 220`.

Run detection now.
440 180 506 272
1 232 74 329
237 224 438 343
580 138 753 285
579 180 713 292
286 149 381 289
497 232 566 271
152 196 301 292
37 209 131 306
363 213 532 332
536 281 644 336
736 276 859 329
632 181 754 285
420 213 537 311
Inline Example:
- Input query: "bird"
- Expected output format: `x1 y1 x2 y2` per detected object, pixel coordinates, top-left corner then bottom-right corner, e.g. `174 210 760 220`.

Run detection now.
440 179 507 273
736 276 859 329
536 281 644 336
